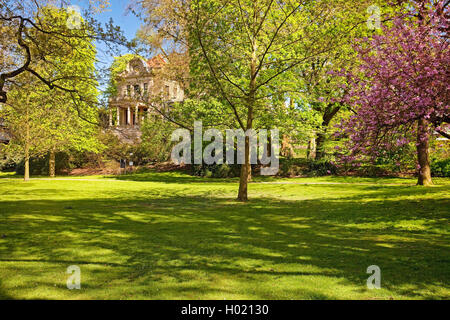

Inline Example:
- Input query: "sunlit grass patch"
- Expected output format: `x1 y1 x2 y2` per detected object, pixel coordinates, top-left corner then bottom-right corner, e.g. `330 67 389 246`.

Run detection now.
0 172 449 299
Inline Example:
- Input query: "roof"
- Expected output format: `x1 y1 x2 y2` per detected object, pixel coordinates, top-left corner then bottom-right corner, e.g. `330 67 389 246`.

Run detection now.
146 54 166 68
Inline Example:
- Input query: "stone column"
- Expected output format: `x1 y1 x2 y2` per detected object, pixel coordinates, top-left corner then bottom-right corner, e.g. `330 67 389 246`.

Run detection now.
116 106 120 126
127 106 131 125
135 105 139 126
109 108 113 127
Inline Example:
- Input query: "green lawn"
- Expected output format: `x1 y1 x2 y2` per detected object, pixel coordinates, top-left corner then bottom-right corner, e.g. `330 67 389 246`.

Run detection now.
0 171 449 299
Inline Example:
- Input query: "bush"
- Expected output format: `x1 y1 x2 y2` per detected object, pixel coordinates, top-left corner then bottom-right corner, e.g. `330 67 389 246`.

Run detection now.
431 158 450 177
278 158 337 177
279 158 305 177
15 152 71 175
140 118 176 163
192 163 241 178
307 159 338 176
70 151 103 169
215 163 232 178
356 164 391 177
0 156 17 172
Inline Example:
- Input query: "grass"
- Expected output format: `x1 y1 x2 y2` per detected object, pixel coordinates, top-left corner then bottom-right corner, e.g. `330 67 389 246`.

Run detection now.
0 170 449 299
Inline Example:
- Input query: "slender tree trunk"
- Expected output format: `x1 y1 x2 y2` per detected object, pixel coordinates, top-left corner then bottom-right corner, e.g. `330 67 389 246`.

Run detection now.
315 104 341 161
24 106 30 182
416 118 433 186
237 35 257 202
307 136 316 159
315 131 326 160
238 135 251 201
24 140 30 182
24 154 30 181
238 102 254 201
49 149 56 178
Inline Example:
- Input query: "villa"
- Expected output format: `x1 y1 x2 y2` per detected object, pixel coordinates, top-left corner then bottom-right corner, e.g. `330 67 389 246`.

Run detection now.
108 55 184 129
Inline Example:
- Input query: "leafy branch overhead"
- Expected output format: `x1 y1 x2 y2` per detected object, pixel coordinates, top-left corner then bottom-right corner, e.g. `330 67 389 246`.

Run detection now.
0 0 127 105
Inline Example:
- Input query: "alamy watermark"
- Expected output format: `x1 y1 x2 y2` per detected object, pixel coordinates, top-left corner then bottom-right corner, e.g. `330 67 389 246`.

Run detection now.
170 121 280 175
66 5 82 30
67 265 81 289
366 265 381 289
367 5 381 30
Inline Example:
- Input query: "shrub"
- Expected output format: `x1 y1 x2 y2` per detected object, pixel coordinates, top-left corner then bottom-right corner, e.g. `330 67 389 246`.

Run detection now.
431 158 450 177
15 152 71 175
140 118 176 163
278 158 337 177
279 158 305 177
0 155 17 172
307 159 338 176
215 163 232 178
192 163 241 178
356 164 391 177
70 151 103 169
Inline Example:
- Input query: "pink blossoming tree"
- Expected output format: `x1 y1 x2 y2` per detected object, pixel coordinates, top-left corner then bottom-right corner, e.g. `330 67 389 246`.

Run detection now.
342 1 449 185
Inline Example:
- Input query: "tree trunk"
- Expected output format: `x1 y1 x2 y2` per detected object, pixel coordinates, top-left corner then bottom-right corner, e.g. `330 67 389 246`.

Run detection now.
307 136 316 159
315 104 341 161
24 156 30 181
49 149 56 178
24 111 30 182
416 118 433 186
238 135 250 201
237 35 257 202
281 134 294 158
315 131 326 160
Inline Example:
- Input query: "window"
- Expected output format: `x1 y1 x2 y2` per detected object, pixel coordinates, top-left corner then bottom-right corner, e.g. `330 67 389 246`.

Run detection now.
164 85 170 98
126 85 131 97
134 84 141 96
143 83 148 94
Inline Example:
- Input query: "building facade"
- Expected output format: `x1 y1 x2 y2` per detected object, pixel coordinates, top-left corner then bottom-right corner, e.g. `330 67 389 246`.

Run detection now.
108 55 184 128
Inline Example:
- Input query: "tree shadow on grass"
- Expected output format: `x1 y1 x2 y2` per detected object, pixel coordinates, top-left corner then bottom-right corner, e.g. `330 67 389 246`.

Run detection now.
0 185 448 299
0 280 14 300
111 170 239 184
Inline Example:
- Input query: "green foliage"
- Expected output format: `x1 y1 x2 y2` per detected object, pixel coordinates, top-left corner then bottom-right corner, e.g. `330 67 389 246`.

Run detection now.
307 159 339 176
15 153 71 176
373 144 417 172
97 131 129 161
168 98 233 129
431 158 450 177
279 158 338 177
140 117 177 162
1 6 102 176
192 163 241 178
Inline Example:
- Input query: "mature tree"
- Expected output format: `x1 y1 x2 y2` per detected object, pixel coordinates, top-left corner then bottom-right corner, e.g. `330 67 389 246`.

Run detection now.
341 2 449 185
188 0 400 200
138 0 395 200
1 78 53 180
44 93 101 178
1 5 103 179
